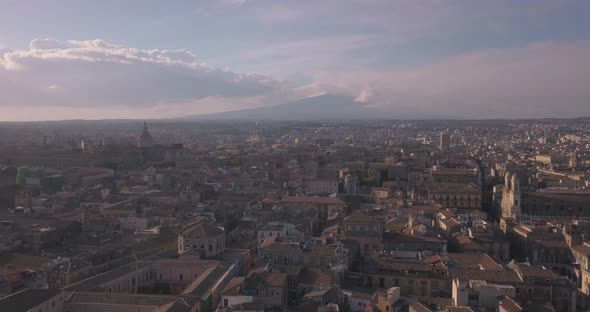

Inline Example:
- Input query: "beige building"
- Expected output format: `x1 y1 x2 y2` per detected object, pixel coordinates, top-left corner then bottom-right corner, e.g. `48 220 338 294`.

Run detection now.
178 222 225 259
259 237 348 270
304 179 338 195
427 183 481 210
221 270 288 309
430 167 479 185
501 173 521 219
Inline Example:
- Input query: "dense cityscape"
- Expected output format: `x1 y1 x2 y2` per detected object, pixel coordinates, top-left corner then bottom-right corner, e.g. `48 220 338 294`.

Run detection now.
0 118 588 312
3 0 590 311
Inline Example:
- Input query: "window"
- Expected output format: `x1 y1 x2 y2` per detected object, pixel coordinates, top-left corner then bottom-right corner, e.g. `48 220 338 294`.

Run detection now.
432 280 439 290
527 288 533 295
224 299 228 307
179 274 183 280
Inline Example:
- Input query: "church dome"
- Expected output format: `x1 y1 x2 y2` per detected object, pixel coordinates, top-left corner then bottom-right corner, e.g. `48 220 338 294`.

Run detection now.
138 121 153 148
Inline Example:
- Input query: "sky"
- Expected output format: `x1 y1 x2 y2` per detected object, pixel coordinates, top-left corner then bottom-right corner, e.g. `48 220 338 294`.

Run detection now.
1 0 590 121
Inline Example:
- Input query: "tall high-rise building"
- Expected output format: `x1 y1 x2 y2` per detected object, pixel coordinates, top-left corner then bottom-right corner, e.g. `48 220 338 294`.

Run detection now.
439 131 451 150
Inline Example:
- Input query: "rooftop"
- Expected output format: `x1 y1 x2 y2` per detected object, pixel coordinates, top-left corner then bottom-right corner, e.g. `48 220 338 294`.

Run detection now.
298 267 331 286
244 271 287 289
66 292 178 306
264 196 345 206
181 222 224 237
344 214 381 224
182 265 227 298
0 289 62 312
427 183 480 194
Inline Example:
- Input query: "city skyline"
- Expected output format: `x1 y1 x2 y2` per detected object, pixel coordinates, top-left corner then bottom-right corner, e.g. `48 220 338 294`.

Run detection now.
3 3 590 311
1 0 590 120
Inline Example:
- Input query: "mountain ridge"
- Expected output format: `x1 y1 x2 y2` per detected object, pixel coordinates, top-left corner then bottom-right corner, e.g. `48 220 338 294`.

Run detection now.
183 94 405 120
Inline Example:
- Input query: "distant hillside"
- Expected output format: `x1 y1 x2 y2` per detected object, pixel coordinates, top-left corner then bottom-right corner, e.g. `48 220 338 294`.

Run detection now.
183 94 399 120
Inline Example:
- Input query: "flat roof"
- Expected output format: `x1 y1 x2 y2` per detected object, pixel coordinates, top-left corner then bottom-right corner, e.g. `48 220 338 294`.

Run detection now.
66 292 178 306
0 289 62 312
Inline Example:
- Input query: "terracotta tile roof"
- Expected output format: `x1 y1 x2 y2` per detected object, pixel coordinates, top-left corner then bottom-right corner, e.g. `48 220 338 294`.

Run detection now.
67 292 179 306
385 231 445 244
0 253 51 270
182 265 227 298
498 296 523 312
446 307 475 312
181 222 224 237
451 270 522 284
440 218 461 229
298 267 331 286
244 272 287 288
446 253 504 271
451 233 484 250
265 196 345 206
427 183 480 193
221 276 246 296
513 263 556 279
439 209 456 219
303 288 330 298
260 224 284 231
409 302 433 312
344 214 381 224
572 243 590 257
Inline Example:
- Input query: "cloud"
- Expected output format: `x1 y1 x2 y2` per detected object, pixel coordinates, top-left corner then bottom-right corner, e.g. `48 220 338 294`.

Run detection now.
0 38 286 119
29 38 69 50
221 0 583 75
226 35 379 76
308 41 590 118
222 0 249 7
2 37 590 120
45 84 59 91
354 88 373 103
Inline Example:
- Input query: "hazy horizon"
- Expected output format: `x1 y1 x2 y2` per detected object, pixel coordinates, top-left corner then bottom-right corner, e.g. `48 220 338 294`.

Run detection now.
2 0 590 121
